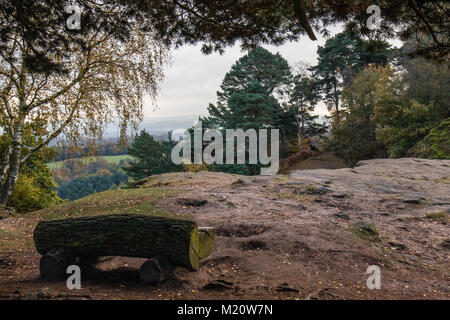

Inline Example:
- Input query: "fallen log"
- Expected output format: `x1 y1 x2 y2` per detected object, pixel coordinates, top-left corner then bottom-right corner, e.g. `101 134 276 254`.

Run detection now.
34 214 205 270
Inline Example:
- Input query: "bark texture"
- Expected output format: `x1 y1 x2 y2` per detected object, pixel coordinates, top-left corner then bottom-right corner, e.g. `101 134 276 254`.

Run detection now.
34 214 201 270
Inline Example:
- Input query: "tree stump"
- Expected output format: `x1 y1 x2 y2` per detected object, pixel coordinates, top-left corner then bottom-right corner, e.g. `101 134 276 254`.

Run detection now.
139 256 175 283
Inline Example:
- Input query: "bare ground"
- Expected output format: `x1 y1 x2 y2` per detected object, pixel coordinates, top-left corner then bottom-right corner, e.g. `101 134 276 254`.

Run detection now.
0 158 449 300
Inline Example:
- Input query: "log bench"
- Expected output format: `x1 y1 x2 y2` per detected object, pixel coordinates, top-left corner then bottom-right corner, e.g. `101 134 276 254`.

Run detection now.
33 214 215 283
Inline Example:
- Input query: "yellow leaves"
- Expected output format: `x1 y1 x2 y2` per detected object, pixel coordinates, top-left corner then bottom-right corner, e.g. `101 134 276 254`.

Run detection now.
2 26 170 164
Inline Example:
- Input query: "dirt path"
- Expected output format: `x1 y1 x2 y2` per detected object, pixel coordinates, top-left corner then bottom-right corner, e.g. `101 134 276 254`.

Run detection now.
0 158 449 299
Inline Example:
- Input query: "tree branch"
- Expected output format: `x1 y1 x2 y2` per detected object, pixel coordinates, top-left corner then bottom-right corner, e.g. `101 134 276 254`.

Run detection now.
292 0 317 41
20 91 83 164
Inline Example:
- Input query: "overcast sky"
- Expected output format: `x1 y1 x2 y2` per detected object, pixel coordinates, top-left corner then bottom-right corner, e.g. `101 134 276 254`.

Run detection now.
143 25 346 121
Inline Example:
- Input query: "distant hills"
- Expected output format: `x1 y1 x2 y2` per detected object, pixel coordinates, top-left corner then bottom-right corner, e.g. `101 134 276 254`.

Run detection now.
104 114 203 140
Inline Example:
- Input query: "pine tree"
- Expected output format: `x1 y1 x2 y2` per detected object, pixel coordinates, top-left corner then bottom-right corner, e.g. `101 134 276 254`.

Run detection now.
202 47 298 162
204 47 296 131
123 130 179 180
310 31 392 115
290 74 327 149
217 47 292 103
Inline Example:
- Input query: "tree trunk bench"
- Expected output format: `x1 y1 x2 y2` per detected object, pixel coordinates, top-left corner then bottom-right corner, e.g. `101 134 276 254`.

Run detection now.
33 214 215 283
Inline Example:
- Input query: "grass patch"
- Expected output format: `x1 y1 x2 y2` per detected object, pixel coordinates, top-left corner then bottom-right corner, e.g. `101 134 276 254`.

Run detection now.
349 222 381 244
47 154 132 169
278 191 311 204
289 152 346 170
397 216 424 222
0 228 33 249
426 211 448 222
36 187 181 220
434 176 450 184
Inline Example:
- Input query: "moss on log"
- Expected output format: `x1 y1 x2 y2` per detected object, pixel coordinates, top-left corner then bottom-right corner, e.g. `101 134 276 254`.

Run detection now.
34 214 201 270
198 227 215 259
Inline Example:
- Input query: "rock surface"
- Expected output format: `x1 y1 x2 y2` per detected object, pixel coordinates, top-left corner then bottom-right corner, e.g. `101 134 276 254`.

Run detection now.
0 158 449 300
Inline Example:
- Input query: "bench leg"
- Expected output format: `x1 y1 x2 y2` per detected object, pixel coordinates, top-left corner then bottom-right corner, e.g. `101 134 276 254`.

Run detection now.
39 252 69 280
139 256 175 284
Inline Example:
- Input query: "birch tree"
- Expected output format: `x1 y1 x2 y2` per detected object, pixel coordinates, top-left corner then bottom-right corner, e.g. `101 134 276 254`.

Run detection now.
0 23 169 204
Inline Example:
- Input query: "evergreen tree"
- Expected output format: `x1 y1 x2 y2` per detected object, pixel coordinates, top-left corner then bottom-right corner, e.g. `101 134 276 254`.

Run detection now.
219 81 283 130
398 40 450 123
310 31 393 115
208 82 285 175
204 47 293 129
203 47 297 161
2 1 446 72
217 47 292 103
123 130 180 180
290 74 327 149
373 41 450 158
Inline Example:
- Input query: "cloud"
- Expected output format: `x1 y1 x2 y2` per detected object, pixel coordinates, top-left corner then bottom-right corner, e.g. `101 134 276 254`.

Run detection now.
146 26 345 119
146 24 403 120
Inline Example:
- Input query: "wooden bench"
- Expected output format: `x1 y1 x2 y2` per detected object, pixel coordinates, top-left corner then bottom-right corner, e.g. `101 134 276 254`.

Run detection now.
33 214 215 283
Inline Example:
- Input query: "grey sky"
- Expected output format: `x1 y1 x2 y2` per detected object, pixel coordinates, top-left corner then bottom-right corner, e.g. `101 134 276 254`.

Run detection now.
144 26 345 120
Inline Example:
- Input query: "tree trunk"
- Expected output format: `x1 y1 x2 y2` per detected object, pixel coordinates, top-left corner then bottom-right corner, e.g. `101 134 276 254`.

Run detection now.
333 80 339 115
119 119 128 145
33 214 205 270
0 126 23 205
0 144 12 188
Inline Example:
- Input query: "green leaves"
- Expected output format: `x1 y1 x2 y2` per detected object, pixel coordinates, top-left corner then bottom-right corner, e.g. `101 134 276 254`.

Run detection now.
217 47 292 103
0 130 62 213
123 130 181 180
310 31 392 113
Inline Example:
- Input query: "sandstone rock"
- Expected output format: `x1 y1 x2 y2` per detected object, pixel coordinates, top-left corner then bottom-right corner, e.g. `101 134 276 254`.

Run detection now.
0 205 16 219
276 283 299 293
354 221 378 235
176 198 208 207
333 212 350 220
202 279 234 291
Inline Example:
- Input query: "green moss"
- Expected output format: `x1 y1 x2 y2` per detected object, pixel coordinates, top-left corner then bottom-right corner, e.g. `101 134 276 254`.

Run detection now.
397 216 423 222
349 222 381 243
434 176 450 184
410 118 450 159
426 211 448 222
36 188 181 220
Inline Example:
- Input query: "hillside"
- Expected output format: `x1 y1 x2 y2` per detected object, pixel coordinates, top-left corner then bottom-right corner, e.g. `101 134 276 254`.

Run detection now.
47 155 132 169
0 158 449 299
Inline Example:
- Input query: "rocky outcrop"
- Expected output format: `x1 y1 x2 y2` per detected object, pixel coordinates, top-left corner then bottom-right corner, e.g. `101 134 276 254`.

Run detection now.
0 205 16 220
